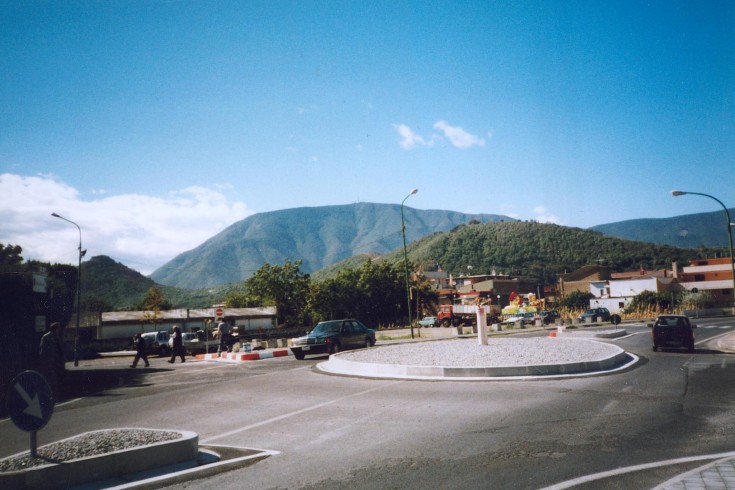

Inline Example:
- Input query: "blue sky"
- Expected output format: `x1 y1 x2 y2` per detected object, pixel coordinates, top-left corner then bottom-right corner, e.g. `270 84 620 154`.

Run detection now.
2 1 734 274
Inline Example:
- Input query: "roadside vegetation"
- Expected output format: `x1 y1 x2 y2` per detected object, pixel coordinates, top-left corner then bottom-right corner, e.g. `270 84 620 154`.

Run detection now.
222 258 436 329
3 218 726 332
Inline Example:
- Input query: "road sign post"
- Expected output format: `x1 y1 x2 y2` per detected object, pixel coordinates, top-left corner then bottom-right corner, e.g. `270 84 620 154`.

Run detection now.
7 371 55 458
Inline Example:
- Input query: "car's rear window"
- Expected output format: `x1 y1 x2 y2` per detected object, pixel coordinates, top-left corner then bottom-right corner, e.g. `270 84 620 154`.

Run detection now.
656 317 688 328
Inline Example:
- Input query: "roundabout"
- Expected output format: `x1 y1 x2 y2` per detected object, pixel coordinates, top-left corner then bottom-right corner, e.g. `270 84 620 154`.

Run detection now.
318 336 638 380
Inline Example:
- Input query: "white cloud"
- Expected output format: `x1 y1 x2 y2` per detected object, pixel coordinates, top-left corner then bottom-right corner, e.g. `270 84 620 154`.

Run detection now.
432 120 486 149
533 206 561 224
0 173 252 275
394 121 486 150
393 123 429 150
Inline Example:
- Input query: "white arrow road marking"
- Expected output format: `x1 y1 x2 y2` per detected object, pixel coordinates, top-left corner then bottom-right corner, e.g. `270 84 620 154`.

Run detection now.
15 383 43 419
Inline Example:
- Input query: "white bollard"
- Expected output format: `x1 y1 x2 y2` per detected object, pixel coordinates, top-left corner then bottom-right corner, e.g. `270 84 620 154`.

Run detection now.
476 306 488 345
478 323 488 345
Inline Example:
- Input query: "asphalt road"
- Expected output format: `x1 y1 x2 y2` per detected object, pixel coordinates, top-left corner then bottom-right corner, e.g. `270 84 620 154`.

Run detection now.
2 318 735 489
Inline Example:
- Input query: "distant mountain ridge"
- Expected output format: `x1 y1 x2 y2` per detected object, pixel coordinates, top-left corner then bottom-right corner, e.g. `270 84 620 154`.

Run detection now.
151 203 513 288
590 209 735 249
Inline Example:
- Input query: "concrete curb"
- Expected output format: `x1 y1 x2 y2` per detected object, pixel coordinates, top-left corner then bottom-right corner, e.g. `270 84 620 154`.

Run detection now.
319 341 630 379
0 429 197 489
195 348 292 362
549 329 628 339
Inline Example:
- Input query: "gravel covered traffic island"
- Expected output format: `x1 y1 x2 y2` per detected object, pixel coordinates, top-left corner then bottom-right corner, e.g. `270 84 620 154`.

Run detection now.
0 428 198 488
320 337 634 379
0 429 182 472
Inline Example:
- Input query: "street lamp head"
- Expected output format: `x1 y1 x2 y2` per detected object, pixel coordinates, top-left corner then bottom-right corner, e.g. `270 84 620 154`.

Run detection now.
409 188 418 195
51 212 60 217
671 190 687 197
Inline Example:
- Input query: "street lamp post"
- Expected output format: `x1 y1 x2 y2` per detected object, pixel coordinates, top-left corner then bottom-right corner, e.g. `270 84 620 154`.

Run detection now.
401 189 418 339
671 190 735 310
52 213 84 366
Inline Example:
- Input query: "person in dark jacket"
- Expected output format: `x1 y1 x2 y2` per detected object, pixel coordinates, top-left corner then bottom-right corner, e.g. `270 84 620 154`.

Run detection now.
216 319 230 355
168 325 186 364
130 333 150 368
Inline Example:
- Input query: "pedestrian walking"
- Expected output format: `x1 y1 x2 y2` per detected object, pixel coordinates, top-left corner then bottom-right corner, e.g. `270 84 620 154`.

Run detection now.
39 322 65 400
168 325 186 363
216 319 230 355
130 333 150 368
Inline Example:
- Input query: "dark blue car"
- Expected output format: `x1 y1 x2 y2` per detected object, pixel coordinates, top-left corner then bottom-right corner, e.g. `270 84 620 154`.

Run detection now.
290 319 376 360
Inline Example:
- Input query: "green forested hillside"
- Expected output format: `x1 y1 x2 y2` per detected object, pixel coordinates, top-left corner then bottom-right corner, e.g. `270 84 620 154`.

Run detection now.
400 221 715 284
309 254 380 282
81 255 231 310
82 256 156 309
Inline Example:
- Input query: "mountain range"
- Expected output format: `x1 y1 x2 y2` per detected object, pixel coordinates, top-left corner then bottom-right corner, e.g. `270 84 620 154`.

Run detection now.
150 202 733 290
150 203 512 289
590 209 735 248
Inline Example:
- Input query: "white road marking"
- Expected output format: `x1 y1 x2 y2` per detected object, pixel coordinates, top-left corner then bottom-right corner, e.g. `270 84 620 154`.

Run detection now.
539 451 735 490
202 380 404 443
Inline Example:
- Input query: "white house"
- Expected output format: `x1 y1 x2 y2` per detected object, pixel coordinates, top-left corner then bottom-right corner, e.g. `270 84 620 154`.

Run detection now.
588 277 676 314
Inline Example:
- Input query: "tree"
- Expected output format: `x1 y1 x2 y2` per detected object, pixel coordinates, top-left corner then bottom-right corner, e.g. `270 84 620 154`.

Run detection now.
355 260 406 326
223 291 251 308
681 290 715 309
308 259 407 327
244 260 311 328
142 287 171 329
0 244 23 269
414 271 439 319
559 290 595 310
626 290 680 315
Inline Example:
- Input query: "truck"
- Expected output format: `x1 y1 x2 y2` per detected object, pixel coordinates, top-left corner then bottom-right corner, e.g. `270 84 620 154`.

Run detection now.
436 304 501 328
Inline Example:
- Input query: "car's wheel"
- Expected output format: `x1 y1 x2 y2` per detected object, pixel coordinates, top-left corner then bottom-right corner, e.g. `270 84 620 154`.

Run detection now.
159 345 170 356
293 351 305 360
330 342 341 354
442 320 451 328
365 338 375 348
652 344 658 352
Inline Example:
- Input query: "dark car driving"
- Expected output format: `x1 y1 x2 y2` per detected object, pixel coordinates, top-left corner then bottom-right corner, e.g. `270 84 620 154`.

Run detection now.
578 307 611 323
538 310 561 325
651 314 695 353
290 319 376 360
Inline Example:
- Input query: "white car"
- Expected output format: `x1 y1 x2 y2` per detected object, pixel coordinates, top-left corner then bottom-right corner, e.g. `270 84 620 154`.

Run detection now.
503 316 524 324
141 331 170 356
417 316 438 327
169 332 199 355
